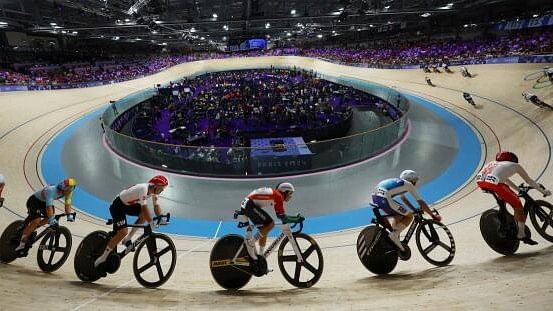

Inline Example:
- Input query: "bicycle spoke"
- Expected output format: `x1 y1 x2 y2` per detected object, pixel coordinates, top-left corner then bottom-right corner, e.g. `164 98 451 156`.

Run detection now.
541 219 549 232
303 261 318 275
423 243 438 255
294 262 301 282
421 226 432 242
47 248 56 265
302 245 316 259
438 241 452 253
156 246 172 257
428 224 439 240
281 255 297 262
137 261 156 274
155 262 164 279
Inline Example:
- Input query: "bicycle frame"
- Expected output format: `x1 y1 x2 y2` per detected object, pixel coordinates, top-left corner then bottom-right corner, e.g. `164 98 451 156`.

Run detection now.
369 207 424 252
232 222 303 265
31 212 75 249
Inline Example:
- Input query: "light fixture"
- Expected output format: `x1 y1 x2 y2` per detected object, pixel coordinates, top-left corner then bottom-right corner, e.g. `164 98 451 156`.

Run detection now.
223 25 228 30
463 24 469 28
287 32 291 36
72 31 78 34
291 9 296 15
339 7 344 11
421 13 431 18
384 5 390 9
369 24 374 27
154 20 162 24
357 28 361 31
50 22 57 26
265 22 271 28
201 36 205 40
113 36 120 40
190 27 196 32
317 34 323 38
212 13 218 18
124 18 130 22
533 14 539 18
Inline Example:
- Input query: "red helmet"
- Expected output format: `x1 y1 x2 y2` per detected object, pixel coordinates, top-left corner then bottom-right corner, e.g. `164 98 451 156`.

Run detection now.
495 151 518 163
149 175 169 187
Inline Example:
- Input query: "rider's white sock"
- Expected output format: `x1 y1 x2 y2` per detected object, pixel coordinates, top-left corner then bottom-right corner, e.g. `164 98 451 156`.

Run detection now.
517 221 526 239
123 228 138 243
259 245 265 255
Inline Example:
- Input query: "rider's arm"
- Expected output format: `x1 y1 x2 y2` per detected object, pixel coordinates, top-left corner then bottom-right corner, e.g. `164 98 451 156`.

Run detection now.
504 179 520 193
399 194 416 211
515 164 548 195
152 195 161 217
404 183 440 220
64 191 73 214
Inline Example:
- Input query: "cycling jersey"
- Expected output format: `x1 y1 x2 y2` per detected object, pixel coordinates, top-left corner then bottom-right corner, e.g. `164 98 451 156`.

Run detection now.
245 187 285 215
476 161 545 191
476 161 547 208
118 183 157 206
34 185 73 206
372 178 422 216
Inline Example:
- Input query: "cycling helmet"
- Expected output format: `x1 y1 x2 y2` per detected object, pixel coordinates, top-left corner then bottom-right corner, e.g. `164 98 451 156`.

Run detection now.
400 170 419 185
149 175 169 187
57 178 77 192
495 151 518 163
276 182 295 194
0 174 5 185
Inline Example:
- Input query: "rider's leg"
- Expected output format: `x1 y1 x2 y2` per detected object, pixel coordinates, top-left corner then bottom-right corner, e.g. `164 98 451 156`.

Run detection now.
94 228 127 267
122 206 144 245
16 196 48 251
258 221 275 254
493 183 535 242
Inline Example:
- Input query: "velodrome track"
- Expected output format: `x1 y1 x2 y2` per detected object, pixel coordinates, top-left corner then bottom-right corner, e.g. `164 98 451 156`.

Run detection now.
0 57 552 310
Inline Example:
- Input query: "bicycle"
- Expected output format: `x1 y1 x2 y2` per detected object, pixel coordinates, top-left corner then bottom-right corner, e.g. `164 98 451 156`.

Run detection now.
209 211 324 290
0 212 76 272
74 214 176 288
356 205 455 275
479 183 553 255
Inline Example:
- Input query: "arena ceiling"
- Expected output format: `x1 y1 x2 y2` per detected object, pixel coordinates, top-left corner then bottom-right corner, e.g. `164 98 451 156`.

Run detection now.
0 0 551 48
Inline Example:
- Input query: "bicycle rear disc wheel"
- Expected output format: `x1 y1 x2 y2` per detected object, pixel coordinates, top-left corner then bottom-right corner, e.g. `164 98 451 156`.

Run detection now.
278 232 324 288
73 231 109 282
37 226 72 272
479 210 519 255
0 220 25 263
415 220 455 266
209 234 252 290
133 233 177 288
529 200 553 242
356 225 398 275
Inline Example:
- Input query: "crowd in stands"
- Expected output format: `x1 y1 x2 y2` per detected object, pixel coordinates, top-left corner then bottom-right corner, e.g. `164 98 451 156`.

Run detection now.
1 28 552 89
119 69 399 157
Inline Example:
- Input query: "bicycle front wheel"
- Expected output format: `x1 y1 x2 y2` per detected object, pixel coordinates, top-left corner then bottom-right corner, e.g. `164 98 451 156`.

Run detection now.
415 220 455 266
278 233 324 288
529 200 553 242
37 226 72 272
133 233 177 288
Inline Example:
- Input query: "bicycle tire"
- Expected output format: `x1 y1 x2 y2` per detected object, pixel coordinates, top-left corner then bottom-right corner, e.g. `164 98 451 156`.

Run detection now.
356 225 398 275
209 234 252 290
277 232 324 288
415 219 455 266
529 200 553 242
0 220 25 263
74 231 109 282
479 209 519 255
37 226 72 272
133 233 177 288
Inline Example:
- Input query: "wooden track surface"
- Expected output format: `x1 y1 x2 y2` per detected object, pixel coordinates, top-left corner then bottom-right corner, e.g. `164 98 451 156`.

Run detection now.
0 57 552 310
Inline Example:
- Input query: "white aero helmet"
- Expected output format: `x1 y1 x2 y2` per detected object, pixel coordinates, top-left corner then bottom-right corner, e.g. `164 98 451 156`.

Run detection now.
0 174 4 185
276 182 295 194
400 170 419 185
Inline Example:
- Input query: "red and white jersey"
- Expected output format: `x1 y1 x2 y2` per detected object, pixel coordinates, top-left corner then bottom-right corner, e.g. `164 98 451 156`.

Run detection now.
247 187 285 215
476 161 545 194
118 183 157 206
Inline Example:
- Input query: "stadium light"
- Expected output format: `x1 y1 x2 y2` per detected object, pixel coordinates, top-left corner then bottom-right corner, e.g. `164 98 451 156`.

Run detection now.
420 13 431 18
291 9 296 15
384 6 390 9
287 32 292 36
213 13 218 19
317 34 323 38
265 22 271 29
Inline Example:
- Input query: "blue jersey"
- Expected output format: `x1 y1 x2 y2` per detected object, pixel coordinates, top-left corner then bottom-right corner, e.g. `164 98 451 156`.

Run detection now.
374 178 422 201
34 185 70 206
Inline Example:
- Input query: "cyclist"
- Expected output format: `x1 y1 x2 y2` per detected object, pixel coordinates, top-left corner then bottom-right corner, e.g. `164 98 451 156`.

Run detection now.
94 175 169 268
476 151 551 245
15 178 77 254
238 182 298 255
463 92 476 107
371 170 441 251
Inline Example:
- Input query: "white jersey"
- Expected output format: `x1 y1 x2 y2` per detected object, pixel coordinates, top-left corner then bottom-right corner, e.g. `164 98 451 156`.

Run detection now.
476 161 546 194
118 183 157 206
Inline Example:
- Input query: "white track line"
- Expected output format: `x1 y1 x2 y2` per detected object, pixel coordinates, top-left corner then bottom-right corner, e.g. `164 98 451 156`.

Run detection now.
71 220 222 311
